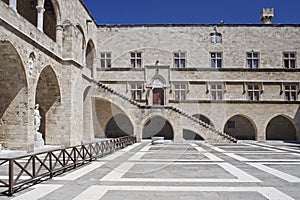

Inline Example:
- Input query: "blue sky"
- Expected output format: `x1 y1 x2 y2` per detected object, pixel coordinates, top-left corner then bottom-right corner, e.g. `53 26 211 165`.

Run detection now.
82 0 300 24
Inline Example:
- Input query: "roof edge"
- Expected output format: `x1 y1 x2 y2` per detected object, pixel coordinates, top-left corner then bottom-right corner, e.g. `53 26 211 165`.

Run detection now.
98 23 300 28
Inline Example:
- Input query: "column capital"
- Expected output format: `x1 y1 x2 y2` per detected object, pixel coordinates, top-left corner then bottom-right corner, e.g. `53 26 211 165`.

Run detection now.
36 6 45 13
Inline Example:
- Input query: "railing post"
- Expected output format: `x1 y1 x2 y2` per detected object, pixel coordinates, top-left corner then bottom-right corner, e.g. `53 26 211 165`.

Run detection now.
8 159 14 196
49 152 53 179
73 147 77 169
32 156 36 178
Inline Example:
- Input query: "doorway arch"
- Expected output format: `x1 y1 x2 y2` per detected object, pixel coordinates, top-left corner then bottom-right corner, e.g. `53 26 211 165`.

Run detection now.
142 116 173 139
224 115 257 140
152 77 165 105
266 115 297 141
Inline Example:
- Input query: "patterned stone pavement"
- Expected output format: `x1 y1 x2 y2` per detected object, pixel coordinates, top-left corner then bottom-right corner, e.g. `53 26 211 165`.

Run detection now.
1 141 300 200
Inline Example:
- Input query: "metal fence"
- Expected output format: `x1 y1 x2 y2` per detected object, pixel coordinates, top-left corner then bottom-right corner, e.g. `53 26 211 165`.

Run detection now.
0 136 136 196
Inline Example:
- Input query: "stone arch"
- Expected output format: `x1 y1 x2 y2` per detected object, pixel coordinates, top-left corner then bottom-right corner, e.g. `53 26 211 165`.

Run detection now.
183 129 204 140
142 116 174 140
223 114 257 140
43 0 58 41
266 115 298 141
86 39 95 78
105 113 134 138
0 41 29 150
192 114 215 127
35 65 61 144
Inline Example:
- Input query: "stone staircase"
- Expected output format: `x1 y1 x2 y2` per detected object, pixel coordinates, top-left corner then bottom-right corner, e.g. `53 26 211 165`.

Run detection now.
93 80 237 143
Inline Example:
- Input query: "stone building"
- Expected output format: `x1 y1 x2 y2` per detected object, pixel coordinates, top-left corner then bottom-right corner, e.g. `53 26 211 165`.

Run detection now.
0 1 299 151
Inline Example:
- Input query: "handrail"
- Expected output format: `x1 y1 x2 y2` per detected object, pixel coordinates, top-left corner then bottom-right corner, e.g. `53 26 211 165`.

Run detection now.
0 136 136 196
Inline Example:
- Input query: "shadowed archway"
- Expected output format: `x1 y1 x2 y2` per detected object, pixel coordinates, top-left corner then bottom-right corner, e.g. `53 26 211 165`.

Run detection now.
36 66 61 144
224 115 257 140
266 115 297 141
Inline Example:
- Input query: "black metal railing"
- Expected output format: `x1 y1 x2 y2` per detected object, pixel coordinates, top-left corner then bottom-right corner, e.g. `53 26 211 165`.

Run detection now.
0 136 136 196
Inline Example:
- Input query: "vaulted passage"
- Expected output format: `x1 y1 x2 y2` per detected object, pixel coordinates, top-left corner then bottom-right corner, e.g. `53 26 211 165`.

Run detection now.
224 115 256 140
143 116 174 140
36 66 61 144
266 116 297 141
105 114 133 138
0 41 28 149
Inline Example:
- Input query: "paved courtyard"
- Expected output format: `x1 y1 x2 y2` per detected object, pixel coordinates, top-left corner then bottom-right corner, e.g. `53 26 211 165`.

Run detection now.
1 141 300 200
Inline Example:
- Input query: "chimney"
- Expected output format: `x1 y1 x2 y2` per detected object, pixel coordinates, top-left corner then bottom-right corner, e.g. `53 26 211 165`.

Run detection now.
260 8 274 24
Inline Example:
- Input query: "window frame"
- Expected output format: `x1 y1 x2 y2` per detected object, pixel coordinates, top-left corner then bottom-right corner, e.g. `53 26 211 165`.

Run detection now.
210 52 223 68
100 52 112 68
130 83 143 100
283 52 296 69
210 83 224 100
130 52 142 68
174 52 186 68
246 52 260 68
284 84 298 101
247 84 261 101
174 84 187 100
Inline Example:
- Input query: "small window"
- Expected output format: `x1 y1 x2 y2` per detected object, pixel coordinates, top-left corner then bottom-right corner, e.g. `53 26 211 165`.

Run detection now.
284 85 297 101
211 84 224 100
247 84 260 101
100 52 111 68
283 52 296 68
174 52 186 68
130 52 142 68
210 52 222 68
130 84 143 100
174 84 187 100
247 52 259 68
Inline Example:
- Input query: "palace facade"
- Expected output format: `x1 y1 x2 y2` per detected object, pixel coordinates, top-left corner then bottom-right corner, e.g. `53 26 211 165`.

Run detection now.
0 1 299 151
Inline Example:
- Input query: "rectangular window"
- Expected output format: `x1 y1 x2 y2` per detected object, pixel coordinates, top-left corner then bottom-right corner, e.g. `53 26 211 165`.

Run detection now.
130 84 142 100
174 52 186 68
100 52 111 68
283 52 296 68
210 52 222 68
174 84 187 100
247 84 260 101
247 52 259 68
130 52 142 68
211 84 224 100
284 85 297 101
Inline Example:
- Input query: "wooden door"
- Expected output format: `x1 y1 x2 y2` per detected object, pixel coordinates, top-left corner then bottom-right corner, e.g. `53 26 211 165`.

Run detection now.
153 88 164 105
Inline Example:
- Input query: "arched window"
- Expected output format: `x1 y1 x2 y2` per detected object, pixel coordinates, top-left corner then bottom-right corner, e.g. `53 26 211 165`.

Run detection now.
43 0 57 41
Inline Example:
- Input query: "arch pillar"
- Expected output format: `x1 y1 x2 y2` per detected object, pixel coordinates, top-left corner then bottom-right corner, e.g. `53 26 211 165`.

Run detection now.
134 123 143 142
256 121 266 141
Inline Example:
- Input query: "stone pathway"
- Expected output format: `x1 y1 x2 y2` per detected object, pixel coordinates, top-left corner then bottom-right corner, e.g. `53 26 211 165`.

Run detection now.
1 141 300 200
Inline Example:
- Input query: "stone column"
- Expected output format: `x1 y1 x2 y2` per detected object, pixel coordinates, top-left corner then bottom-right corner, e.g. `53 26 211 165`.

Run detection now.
9 0 17 12
36 6 45 32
